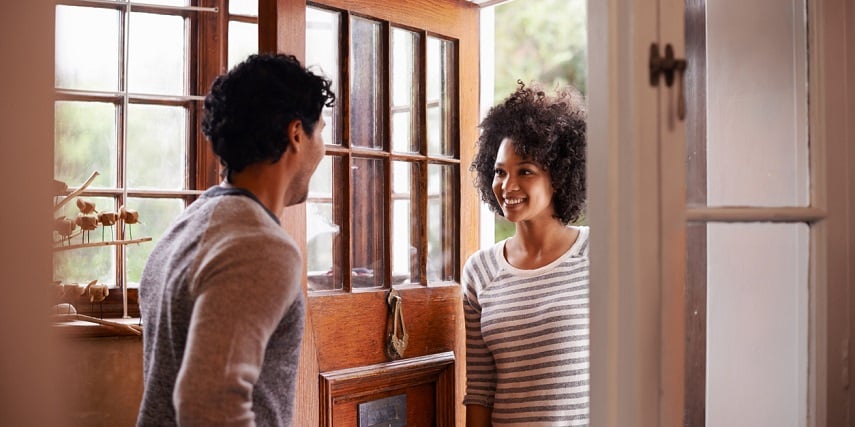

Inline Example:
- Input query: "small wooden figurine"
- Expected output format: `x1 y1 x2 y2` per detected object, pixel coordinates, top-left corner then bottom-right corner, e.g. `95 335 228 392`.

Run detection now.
119 205 140 239
98 211 118 241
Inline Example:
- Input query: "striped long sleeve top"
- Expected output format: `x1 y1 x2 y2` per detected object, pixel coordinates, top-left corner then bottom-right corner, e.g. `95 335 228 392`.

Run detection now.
462 226 590 426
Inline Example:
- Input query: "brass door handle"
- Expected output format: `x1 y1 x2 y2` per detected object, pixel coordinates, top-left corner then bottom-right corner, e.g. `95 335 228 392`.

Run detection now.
385 289 409 360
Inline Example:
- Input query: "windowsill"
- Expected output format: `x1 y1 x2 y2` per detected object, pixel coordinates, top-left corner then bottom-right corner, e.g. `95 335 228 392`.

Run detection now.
52 316 143 339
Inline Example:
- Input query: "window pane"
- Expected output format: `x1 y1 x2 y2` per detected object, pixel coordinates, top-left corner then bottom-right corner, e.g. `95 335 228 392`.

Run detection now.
128 12 186 95
427 164 456 283
229 0 258 16
307 156 343 291
54 197 117 285
54 246 116 288
55 101 117 189
228 21 258 71
426 37 454 156
701 0 808 207
350 17 385 149
391 28 419 153
351 157 385 288
392 161 419 285
703 223 808 426
125 198 185 285
55 6 120 91
306 6 341 146
127 104 187 189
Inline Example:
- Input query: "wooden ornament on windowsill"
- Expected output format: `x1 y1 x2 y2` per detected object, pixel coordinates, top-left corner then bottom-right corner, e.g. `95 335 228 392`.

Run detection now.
52 170 152 330
52 171 152 250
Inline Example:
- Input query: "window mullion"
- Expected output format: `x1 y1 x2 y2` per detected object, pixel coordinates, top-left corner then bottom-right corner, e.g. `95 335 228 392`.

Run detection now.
117 2 131 317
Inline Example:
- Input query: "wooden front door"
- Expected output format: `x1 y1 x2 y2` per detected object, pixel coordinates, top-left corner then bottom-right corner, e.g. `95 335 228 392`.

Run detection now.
261 1 480 425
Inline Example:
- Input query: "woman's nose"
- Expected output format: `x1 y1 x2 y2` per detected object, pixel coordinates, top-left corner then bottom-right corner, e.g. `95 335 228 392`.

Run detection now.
503 176 518 191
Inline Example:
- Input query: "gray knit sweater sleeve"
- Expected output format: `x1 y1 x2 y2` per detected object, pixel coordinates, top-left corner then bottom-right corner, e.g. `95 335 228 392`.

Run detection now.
138 191 305 427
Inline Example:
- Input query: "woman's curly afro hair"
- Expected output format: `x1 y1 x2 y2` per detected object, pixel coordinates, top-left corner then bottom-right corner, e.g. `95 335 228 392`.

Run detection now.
470 81 586 224
201 53 335 175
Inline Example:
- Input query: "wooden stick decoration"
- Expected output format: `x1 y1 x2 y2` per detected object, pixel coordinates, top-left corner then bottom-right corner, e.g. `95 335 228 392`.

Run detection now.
54 171 99 212
51 313 142 336
53 236 152 252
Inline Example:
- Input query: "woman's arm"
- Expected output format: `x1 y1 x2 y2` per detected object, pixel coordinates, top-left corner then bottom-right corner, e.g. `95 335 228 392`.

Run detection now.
465 404 492 427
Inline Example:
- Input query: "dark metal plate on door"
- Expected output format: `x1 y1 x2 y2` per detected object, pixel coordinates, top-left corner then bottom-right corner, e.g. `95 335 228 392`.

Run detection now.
358 394 406 427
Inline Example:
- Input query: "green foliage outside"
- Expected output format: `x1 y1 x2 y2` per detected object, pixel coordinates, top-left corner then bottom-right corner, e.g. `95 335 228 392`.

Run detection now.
494 0 587 97
492 0 588 242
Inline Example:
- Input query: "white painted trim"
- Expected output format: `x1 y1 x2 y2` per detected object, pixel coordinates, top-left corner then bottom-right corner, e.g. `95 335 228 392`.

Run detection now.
657 0 687 424
478 5 496 249
466 0 514 7
587 0 664 425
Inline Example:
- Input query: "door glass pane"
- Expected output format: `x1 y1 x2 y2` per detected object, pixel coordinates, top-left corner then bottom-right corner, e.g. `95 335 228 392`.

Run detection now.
228 21 258 71
391 161 420 285
426 37 454 157
127 104 187 189
55 101 117 189
55 6 120 92
704 223 808 426
128 12 186 95
350 17 385 149
351 157 385 288
702 0 808 207
228 0 258 16
307 156 343 291
125 197 184 284
306 6 341 147
427 164 457 283
391 28 419 153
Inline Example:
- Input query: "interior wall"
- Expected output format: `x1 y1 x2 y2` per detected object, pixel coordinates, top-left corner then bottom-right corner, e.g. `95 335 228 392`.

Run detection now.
0 1 63 426
847 0 855 424
59 336 143 427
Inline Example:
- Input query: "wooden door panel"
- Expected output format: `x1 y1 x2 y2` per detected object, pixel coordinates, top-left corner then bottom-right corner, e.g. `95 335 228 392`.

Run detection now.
311 286 460 372
320 352 454 426
267 1 480 425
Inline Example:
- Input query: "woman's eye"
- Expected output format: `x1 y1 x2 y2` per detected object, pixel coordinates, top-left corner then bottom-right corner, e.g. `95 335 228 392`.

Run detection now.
494 169 506 176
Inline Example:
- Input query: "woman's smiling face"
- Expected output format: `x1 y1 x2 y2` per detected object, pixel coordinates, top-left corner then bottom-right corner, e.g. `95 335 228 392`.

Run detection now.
491 137 556 224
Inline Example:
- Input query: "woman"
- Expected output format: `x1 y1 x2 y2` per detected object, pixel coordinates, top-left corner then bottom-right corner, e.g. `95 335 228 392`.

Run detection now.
463 82 588 426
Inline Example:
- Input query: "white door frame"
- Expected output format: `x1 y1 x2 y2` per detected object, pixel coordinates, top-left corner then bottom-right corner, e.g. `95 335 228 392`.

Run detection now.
587 0 678 425
588 0 854 426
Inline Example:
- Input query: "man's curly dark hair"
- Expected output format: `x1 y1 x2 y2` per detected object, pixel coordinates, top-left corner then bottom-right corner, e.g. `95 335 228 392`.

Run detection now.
470 81 586 224
202 53 335 176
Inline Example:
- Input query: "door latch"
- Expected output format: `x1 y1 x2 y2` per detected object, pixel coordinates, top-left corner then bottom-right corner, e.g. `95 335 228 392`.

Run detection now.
385 289 409 360
649 43 687 120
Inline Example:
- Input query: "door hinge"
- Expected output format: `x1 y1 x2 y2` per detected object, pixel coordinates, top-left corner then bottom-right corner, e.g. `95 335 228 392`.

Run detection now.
649 42 687 120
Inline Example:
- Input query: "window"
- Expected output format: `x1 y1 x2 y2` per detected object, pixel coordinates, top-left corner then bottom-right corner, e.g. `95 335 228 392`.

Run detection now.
304 4 460 291
53 0 226 317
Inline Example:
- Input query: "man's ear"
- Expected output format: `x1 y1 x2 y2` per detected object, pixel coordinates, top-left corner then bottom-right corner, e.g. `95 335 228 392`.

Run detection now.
286 119 304 152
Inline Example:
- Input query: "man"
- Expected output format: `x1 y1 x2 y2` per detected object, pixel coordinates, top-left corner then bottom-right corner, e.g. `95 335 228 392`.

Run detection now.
137 53 334 426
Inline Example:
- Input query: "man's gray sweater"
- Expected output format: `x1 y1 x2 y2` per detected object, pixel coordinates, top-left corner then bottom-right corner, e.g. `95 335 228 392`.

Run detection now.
137 186 305 427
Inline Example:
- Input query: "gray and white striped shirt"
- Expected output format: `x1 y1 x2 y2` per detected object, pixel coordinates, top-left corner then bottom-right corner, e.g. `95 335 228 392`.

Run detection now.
463 226 590 426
